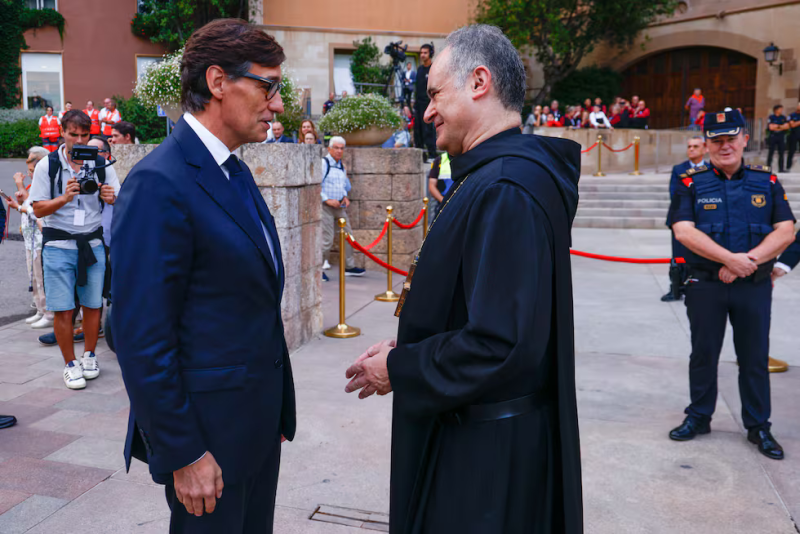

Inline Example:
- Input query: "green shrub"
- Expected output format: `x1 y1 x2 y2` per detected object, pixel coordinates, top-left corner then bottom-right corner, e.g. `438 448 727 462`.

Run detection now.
350 37 392 95
550 66 622 108
113 94 167 144
0 109 42 124
0 118 43 158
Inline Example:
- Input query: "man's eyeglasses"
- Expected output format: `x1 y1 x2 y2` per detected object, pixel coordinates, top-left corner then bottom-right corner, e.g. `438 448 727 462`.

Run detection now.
241 72 282 100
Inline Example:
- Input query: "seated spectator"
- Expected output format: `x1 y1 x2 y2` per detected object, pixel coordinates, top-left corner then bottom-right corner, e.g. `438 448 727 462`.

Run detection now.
267 121 294 143
542 105 551 118
304 131 318 145
564 106 582 128
110 121 136 145
630 100 651 129
630 95 640 110
594 97 606 114
609 103 631 128
551 100 562 122
523 104 543 134
582 99 593 128
694 109 706 129
300 119 322 145
545 113 562 127
590 105 613 129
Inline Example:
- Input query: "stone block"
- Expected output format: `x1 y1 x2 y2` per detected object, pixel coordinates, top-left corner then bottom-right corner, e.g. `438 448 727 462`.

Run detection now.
391 225 423 255
282 313 302 353
358 200 401 229
349 149 391 175
350 174 392 201
300 306 323 346
242 144 309 187
301 268 323 311
391 201 425 230
259 187 300 229
345 201 360 231
352 228 388 254
299 185 322 225
392 174 424 201
301 222 322 273
280 273 302 322
341 150 355 172
111 144 158 183
389 148 425 174
277 226 303 279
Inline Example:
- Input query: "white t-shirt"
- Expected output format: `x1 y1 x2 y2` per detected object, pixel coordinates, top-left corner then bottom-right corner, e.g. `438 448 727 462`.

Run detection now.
29 144 121 249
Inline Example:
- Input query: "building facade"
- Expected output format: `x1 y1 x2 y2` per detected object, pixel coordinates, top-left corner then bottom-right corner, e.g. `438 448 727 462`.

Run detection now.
20 0 166 112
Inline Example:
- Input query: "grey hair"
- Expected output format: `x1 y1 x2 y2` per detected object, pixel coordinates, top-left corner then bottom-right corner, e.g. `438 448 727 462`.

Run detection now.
690 135 705 142
329 136 346 147
442 24 526 113
27 146 49 161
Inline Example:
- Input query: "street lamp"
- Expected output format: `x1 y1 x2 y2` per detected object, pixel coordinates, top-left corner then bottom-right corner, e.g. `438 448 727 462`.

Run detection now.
763 43 782 75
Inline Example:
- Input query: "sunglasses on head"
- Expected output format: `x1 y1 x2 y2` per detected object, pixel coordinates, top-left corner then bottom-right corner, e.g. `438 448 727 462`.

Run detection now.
241 72 282 100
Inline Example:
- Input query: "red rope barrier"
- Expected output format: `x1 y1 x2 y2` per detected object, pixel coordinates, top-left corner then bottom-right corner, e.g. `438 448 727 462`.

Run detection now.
346 235 409 276
581 142 599 154
601 142 635 153
570 249 686 264
361 220 390 250
392 207 425 229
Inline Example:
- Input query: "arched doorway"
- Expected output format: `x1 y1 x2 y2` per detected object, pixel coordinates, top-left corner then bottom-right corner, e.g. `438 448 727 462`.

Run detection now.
620 46 756 129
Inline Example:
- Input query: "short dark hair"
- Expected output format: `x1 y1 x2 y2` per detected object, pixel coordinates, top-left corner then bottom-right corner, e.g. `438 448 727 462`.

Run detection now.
61 109 91 131
90 135 112 154
46 106 53 112
112 121 136 141
66 101 72 105
181 18 285 113
421 43 434 57
774 104 784 113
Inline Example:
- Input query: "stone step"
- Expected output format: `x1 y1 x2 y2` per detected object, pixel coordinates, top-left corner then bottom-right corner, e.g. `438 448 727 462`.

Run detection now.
576 207 667 218
579 191 669 200
579 184 669 193
573 216 664 229
579 199 672 209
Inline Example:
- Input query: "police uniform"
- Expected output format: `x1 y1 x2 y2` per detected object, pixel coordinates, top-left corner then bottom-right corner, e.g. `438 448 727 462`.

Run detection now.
767 112 788 172
669 110 795 459
786 110 800 170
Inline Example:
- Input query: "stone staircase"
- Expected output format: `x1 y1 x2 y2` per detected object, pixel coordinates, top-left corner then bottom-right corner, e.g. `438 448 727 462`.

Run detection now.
574 172 800 229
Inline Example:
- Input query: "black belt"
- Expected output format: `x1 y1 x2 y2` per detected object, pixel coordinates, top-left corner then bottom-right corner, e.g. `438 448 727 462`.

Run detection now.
690 260 774 284
439 391 550 426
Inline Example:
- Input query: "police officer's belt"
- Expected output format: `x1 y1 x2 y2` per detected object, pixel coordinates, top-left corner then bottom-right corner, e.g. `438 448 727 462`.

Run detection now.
439 391 551 426
690 260 775 283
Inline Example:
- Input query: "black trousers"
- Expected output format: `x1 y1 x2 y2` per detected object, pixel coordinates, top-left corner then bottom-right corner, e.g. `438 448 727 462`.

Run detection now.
787 133 800 169
767 136 786 171
166 440 281 534
684 278 772 430
413 100 437 159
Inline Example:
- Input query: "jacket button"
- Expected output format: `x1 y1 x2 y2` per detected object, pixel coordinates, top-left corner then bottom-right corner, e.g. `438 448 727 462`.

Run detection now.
274 359 283 369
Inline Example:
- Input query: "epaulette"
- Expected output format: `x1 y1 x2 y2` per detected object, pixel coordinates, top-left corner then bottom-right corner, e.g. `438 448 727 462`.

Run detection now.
746 164 771 174
681 174 693 187
685 165 707 176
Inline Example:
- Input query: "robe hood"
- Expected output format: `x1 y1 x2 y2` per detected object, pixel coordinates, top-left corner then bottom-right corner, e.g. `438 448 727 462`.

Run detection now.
449 128 581 227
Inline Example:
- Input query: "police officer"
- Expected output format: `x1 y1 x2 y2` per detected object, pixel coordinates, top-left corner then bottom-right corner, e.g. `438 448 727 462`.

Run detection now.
668 110 796 460
786 103 800 170
767 104 790 172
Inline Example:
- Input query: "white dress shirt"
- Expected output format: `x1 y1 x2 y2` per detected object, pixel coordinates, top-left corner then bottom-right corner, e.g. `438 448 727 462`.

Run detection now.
183 113 278 272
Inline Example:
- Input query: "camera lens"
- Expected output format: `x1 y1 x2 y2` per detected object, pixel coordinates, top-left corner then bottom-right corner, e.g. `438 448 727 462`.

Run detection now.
80 179 99 195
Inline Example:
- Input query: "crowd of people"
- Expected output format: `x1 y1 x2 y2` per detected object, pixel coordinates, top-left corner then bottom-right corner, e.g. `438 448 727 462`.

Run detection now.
38 97 136 151
523 95 653 133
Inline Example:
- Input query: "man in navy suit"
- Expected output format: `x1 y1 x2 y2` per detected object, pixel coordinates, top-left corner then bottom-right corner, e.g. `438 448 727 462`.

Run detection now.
112 19 295 533
266 121 293 143
402 61 416 108
663 135 706 301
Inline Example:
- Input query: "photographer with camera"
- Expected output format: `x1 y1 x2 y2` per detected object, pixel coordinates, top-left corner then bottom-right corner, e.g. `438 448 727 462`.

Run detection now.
29 110 120 390
414 43 437 161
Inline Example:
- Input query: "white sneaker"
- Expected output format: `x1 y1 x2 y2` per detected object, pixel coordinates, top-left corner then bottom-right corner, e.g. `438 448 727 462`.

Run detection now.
81 351 100 380
322 260 331 270
31 316 54 329
25 312 43 324
63 361 86 389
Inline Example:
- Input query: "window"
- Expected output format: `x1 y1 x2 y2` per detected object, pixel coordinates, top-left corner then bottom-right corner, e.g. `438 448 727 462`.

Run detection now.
333 52 356 96
21 53 63 111
27 0 56 9
136 56 162 80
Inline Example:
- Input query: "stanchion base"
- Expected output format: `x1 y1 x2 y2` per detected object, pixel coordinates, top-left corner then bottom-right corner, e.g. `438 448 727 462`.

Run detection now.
629 171 643 176
769 356 789 373
324 324 361 339
593 172 606 177
375 290 400 302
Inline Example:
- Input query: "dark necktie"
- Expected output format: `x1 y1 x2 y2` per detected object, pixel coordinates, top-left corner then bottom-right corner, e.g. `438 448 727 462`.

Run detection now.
223 154 264 238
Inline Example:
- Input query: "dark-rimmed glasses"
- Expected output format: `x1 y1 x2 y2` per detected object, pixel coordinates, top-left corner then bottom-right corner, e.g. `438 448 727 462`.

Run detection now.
241 72 282 100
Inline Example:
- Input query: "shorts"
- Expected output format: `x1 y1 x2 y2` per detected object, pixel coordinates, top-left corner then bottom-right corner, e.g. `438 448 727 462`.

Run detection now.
43 244 106 312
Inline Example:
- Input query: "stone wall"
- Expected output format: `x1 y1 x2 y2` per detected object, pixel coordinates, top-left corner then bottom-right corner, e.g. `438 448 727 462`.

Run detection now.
110 143 324 352
332 148 427 274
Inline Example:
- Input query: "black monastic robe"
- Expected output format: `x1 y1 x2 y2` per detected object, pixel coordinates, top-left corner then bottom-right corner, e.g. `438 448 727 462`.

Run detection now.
386 128 583 533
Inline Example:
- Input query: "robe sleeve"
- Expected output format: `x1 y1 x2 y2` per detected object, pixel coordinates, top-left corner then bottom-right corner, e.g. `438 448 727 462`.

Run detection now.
387 181 553 417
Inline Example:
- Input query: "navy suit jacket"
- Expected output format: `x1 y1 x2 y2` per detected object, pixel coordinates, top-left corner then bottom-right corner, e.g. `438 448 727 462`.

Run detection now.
778 230 800 269
268 135 294 144
111 118 296 486
666 160 694 227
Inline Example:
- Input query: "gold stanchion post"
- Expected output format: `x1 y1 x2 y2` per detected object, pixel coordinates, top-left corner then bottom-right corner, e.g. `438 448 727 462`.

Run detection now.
593 134 605 176
423 197 429 239
324 218 361 338
376 206 400 302
630 136 642 175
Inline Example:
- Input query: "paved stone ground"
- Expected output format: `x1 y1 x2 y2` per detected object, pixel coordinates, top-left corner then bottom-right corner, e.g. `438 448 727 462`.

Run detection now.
1 226 800 532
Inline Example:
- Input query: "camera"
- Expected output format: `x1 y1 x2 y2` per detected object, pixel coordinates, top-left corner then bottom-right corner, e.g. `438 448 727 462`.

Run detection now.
384 41 408 64
70 145 100 195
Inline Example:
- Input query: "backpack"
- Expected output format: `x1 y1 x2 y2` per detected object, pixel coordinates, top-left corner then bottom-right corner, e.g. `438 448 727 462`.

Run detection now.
48 150 106 208
323 156 345 180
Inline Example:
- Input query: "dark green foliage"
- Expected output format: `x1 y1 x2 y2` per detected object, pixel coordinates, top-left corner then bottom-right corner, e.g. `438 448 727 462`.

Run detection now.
0 119 42 158
550 66 622 108
19 7 65 39
133 0 249 51
0 0 26 109
475 0 678 104
113 94 168 144
350 37 392 95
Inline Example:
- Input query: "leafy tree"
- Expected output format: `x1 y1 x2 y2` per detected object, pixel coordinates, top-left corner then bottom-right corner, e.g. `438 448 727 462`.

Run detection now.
113 94 167 144
475 0 678 104
550 66 622 108
133 0 249 51
276 74 304 137
350 37 392 95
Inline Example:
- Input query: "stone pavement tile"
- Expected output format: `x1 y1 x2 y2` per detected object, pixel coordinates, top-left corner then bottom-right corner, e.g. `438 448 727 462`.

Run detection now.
276 505 365 533
45 436 126 471
11 387 78 407
56 410 129 441
0 366 53 385
0 426 79 459
53 390 130 413
111 457 158 486
29 409 89 433
20 370 66 391
0 401 56 426
0 352 50 368
25 479 170 534
0 495 68 534
581 418 795 534
0 489 31 515
0 382 38 401
0 457 114 500
757 436 800 527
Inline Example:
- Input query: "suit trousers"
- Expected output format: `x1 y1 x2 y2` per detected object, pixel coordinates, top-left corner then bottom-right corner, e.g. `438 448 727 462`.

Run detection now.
166 439 282 534
321 204 355 269
684 278 772 430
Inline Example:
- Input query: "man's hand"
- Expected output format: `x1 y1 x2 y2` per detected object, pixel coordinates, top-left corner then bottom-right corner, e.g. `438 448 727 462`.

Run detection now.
725 252 757 278
324 199 341 209
718 266 737 284
100 184 115 205
62 178 80 203
342 197 350 209
173 451 224 517
13 172 25 185
772 267 788 283
345 339 395 399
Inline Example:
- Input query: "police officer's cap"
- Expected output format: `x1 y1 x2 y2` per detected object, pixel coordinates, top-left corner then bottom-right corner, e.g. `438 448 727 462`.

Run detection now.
703 109 746 138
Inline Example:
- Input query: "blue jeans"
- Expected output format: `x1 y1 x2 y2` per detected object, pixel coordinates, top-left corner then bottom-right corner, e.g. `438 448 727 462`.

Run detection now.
43 244 106 312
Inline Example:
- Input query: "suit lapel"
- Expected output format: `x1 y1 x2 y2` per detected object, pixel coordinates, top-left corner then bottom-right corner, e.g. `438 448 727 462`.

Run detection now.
245 167 284 291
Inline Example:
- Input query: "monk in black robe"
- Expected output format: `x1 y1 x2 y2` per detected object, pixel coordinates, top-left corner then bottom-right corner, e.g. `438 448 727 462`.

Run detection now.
346 24 583 533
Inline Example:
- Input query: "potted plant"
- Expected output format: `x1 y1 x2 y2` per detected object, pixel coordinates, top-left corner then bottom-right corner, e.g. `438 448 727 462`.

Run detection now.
134 48 183 123
318 93 402 146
